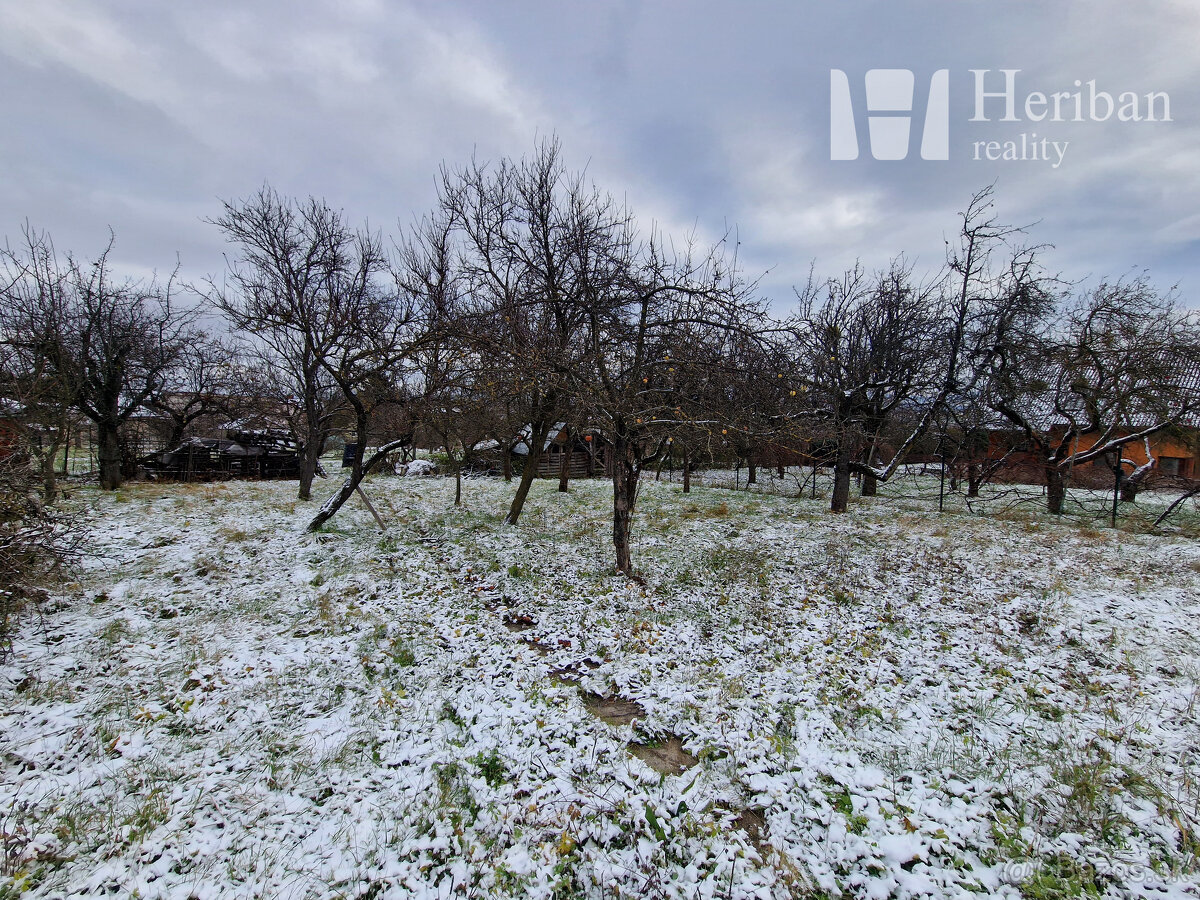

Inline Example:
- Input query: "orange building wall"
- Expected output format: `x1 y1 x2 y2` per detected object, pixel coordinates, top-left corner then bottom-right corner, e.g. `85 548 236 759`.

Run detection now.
988 427 1199 479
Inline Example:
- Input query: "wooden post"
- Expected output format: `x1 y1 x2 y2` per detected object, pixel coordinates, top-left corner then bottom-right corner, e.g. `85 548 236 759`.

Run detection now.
938 434 946 512
355 484 387 530
1111 446 1122 528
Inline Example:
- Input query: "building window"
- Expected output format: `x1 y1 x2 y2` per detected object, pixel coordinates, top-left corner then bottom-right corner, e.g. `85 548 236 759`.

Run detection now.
1159 457 1183 477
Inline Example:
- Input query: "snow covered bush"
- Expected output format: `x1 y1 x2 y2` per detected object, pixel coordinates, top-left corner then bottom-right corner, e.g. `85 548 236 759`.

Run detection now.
404 458 438 477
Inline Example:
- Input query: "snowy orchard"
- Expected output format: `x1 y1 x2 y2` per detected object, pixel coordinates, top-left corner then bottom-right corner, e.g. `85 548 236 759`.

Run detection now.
1 474 1198 899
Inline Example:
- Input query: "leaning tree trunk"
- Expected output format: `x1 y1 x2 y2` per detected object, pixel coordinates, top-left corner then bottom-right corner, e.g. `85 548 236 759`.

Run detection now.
1046 467 1067 515
504 420 553 526
830 441 852 513
1154 484 1200 528
96 422 123 491
307 437 408 532
308 473 360 532
610 435 640 575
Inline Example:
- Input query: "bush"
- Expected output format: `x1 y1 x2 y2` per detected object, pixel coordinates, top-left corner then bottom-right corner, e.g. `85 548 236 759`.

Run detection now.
0 455 83 657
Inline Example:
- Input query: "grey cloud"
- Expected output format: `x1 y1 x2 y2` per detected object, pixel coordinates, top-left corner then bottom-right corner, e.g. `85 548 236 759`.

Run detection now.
1 0 1196 306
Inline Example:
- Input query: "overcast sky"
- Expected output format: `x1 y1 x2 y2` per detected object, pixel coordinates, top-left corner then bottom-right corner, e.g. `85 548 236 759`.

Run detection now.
2 1 1198 310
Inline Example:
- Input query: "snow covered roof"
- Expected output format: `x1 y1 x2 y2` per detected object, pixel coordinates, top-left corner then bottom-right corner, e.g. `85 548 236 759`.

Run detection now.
512 422 567 456
988 355 1200 433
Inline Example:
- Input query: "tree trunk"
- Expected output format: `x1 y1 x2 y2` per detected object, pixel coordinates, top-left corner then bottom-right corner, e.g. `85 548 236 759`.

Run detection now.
308 474 358 531
1046 467 1066 515
747 458 757 485
858 443 878 496
830 441 851 513
610 435 639 575
298 437 322 501
558 444 570 493
455 465 462 506
504 420 552 525
967 463 981 498
682 455 691 494
861 471 877 496
166 420 186 451
501 446 513 482
308 431 364 530
1117 447 1156 503
39 446 59 500
307 436 407 532
97 423 123 490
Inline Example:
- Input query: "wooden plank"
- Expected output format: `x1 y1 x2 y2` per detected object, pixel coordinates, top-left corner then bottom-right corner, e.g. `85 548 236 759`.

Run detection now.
354 484 387 530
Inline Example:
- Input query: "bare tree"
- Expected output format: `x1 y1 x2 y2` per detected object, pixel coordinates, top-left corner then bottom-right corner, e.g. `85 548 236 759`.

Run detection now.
481 394 526 483
938 396 1012 499
416 352 493 508
576 226 763 574
0 454 85 658
986 277 1200 515
0 244 75 499
787 187 1055 512
209 186 364 501
715 334 793 487
1 227 195 490
435 139 597 525
790 262 940 512
148 334 246 449
429 139 764 571
303 219 427 532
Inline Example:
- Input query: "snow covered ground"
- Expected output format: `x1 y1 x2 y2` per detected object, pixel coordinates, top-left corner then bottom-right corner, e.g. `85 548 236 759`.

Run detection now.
2 473 1198 899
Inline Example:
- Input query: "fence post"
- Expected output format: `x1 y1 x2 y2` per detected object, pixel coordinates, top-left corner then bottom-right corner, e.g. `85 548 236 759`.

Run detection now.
938 434 946 513
1111 447 1122 528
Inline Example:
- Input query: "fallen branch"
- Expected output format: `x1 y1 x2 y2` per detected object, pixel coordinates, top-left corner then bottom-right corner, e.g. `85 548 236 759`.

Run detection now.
1154 485 1200 529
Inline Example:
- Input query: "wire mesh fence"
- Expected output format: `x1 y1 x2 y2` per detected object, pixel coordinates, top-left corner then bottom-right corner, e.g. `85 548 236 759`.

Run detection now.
649 462 1200 532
